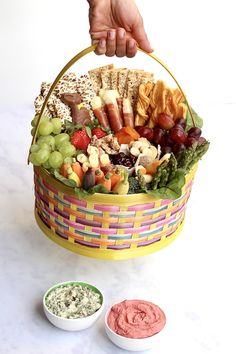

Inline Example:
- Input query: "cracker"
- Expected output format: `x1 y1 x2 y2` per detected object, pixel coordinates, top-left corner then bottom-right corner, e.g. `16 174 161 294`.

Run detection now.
118 68 129 97
89 64 114 94
101 69 111 89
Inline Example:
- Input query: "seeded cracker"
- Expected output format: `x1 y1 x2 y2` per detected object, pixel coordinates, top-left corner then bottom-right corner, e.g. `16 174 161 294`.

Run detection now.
89 64 114 94
118 68 129 97
101 69 111 90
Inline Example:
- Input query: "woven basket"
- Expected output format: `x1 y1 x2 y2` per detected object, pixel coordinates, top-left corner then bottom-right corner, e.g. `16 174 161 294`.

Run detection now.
30 45 197 260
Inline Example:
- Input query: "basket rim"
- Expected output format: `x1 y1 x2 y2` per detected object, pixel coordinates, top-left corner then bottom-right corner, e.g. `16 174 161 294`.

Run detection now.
34 164 197 204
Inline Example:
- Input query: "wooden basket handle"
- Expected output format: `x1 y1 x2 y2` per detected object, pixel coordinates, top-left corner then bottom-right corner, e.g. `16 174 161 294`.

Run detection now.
28 44 194 163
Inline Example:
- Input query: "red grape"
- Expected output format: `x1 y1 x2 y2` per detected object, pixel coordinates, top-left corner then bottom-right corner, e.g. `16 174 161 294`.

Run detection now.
198 136 206 145
153 127 165 145
161 146 172 156
136 126 154 141
163 133 174 146
185 136 198 148
170 126 187 144
188 127 202 138
175 117 186 129
172 143 186 155
158 113 175 130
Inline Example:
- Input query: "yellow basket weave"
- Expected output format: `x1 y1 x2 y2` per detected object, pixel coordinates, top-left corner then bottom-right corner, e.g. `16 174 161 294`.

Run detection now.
30 45 197 260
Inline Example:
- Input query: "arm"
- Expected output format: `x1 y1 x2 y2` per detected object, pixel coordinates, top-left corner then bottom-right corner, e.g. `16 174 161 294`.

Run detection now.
87 0 153 57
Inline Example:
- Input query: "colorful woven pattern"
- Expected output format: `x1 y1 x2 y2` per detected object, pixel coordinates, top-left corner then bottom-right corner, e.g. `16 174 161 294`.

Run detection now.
34 166 196 260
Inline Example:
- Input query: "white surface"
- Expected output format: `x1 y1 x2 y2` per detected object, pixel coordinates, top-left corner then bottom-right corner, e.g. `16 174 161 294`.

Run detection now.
1 0 236 353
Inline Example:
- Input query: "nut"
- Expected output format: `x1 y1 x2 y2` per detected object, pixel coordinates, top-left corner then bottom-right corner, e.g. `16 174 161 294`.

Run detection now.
100 154 110 166
149 146 158 159
89 154 99 168
87 145 99 156
77 153 88 164
130 147 140 157
82 161 90 172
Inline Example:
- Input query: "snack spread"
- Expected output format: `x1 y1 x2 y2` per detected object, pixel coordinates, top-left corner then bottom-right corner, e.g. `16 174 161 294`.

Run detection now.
107 299 166 339
45 283 102 319
30 64 209 198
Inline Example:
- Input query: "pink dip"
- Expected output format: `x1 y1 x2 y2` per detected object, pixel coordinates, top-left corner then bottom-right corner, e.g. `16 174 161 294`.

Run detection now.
107 299 166 339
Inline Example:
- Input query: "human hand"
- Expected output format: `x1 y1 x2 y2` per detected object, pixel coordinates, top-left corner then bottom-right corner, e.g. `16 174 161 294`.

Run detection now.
87 0 153 57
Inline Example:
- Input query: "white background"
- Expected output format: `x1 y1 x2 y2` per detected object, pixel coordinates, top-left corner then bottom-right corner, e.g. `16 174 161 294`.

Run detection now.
0 1 236 354
1 0 236 108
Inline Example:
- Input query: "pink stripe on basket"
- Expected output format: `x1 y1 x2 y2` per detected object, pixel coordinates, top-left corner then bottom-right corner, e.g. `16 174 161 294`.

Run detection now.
94 204 120 212
63 218 85 230
42 179 59 195
64 195 87 207
161 199 171 206
128 202 155 211
92 227 117 235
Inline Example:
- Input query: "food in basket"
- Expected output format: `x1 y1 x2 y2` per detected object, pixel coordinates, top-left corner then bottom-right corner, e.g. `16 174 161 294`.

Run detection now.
106 299 166 339
30 64 209 197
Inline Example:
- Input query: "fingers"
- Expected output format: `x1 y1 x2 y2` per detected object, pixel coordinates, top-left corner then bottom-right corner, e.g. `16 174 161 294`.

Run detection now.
116 28 126 57
106 30 116 57
132 20 153 53
126 39 137 58
95 38 106 55
93 28 138 57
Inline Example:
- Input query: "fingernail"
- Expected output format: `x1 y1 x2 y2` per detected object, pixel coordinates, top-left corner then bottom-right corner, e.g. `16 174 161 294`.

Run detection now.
118 28 125 39
108 31 115 40
99 39 106 48
128 40 135 49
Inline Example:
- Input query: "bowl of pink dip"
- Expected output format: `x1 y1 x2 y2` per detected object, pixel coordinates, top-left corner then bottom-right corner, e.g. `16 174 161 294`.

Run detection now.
104 299 166 351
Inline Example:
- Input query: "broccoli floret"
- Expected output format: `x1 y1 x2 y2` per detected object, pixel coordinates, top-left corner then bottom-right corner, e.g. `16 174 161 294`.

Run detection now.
128 176 141 194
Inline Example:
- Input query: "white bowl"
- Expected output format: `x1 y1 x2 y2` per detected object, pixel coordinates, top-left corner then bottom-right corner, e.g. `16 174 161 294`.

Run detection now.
104 300 166 351
43 281 104 331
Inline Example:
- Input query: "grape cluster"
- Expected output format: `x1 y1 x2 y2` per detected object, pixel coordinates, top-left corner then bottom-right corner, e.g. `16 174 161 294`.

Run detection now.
110 152 137 168
29 116 76 169
137 113 206 157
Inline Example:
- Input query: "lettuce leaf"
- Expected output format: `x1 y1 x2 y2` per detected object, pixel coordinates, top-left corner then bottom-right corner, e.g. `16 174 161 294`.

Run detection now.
186 106 203 130
147 169 186 200
74 184 111 199
54 170 77 187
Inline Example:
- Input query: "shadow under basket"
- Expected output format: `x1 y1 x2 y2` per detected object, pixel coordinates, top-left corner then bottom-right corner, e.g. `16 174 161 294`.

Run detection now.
34 165 197 260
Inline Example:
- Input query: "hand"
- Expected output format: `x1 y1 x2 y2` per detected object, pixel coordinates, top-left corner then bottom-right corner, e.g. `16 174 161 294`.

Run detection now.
88 0 153 57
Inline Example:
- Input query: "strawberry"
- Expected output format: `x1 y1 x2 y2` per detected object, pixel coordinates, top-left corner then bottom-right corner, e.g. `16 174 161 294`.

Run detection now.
70 128 91 150
92 127 107 139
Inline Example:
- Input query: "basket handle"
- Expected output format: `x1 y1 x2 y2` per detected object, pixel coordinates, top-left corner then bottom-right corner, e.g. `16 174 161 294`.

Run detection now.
28 44 194 163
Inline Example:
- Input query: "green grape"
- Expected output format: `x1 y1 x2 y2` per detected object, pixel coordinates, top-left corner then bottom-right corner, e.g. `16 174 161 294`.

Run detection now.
49 151 63 168
59 143 76 157
30 144 39 153
31 115 50 127
51 118 62 134
54 133 70 148
37 135 55 150
38 121 53 136
38 142 51 151
35 148 50 164
29 152 41 166
31 127 36 136
42 160 51 169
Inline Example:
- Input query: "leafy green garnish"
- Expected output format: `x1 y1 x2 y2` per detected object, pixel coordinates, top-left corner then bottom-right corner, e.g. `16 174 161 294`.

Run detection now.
64 119 83 135
54 170 77 187
147 169 186 200
186 106 203 130
74 184 110 199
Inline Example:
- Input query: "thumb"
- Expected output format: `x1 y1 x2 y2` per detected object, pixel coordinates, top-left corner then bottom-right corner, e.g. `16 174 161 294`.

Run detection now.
132 21 153 53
